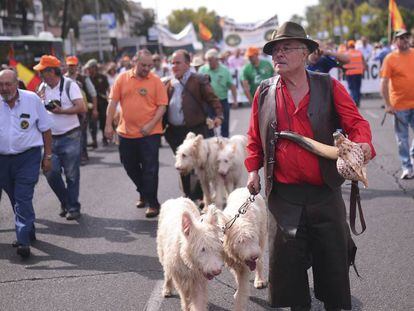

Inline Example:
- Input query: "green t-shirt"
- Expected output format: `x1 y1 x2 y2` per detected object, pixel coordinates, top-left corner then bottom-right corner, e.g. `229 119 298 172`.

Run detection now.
199 63 233 100
240 59 274 97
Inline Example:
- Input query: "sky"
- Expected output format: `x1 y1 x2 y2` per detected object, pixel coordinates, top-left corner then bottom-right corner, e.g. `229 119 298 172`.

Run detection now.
136 0 319 25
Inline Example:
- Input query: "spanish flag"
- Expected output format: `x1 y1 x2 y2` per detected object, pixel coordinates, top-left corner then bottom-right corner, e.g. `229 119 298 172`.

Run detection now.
389 0 406 31
198 22 213 41
8 48 41 91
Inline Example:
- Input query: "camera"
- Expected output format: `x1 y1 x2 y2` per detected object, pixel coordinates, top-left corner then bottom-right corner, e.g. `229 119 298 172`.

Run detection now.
45 99 61 111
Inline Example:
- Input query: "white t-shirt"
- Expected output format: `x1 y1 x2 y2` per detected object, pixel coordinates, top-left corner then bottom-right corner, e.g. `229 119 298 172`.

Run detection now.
44 77 83 135
0 89 52 155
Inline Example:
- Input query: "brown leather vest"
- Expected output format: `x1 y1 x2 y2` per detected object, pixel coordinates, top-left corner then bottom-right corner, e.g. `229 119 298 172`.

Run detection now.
258 70 344 197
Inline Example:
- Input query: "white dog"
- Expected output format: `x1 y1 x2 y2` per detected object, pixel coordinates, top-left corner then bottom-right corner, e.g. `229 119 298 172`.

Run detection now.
157 197 224 311
217 135 247 195
175 132 227 206
215 188 268 311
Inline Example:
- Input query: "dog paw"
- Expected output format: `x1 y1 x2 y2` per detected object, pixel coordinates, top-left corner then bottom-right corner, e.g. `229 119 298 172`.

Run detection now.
162 288 172 297
254 279 268 289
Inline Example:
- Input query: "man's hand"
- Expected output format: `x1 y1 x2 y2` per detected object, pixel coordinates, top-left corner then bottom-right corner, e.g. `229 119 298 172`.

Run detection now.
385 105 395 114
92 109 99 120
50 106 64 114
247 171 261 195
104 124 114 141
140 122 154 136
213 117 223 128
42 158 52 173
358 143 372 164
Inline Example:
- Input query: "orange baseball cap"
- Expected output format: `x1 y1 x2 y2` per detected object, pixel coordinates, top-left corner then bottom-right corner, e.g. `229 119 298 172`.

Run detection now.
245 46 259 57
66 56 79 66
33 55 61 71
347 40 355 48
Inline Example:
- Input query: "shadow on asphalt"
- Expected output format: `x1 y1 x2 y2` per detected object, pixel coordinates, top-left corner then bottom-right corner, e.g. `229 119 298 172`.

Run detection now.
35 213 158 240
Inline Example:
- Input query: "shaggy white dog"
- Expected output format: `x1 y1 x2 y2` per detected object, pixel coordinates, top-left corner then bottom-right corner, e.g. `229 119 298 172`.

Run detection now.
157 197 224 311
215 188 268 311
217 135 247 195
175 132 227 207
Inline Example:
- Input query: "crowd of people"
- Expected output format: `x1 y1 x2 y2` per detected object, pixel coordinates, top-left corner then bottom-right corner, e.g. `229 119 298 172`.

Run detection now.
0 20 413 311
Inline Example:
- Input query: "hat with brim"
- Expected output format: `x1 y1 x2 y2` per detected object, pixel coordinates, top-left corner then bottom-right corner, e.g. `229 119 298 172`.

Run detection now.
85 58 98 69
190 56 204 67
33 55 61 71
394 29 410 38
263 21 319 55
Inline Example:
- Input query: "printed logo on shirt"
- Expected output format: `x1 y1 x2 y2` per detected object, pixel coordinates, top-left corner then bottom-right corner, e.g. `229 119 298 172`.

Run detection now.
139 88 147 96
20 120 29 130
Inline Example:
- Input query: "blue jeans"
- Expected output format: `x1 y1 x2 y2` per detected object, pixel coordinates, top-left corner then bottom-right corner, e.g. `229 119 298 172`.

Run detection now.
0 147 41 246
346 74 362 107
45 129 81 213
394 109 414 171
119 134 161 207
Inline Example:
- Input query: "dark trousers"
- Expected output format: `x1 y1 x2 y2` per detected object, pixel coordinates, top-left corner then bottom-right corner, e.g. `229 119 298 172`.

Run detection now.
79 113 88 157
164 123 208 200
0 147 40 246
220 98 230 137
119 134 161 207
346 74 362 107
267 183 353 310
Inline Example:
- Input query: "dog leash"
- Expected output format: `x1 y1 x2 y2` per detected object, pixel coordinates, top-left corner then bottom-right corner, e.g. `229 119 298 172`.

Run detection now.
221 194 256 234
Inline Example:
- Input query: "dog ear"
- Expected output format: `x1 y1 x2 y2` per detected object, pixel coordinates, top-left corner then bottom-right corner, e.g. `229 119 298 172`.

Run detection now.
193 135 203 148
204 204 219 226
185 132 196 140
182 211 193 236
231 142 237 154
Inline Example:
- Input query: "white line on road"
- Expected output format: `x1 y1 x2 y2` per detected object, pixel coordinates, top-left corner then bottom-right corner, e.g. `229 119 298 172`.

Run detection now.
230 119 239 134
144 280 164 311
365 110 379 119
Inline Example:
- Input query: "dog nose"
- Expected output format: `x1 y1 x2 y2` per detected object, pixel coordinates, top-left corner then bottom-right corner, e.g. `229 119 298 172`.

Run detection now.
212 269 222 276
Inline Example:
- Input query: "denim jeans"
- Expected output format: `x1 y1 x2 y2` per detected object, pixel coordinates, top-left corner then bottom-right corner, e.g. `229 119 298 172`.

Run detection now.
346 74 362 107
394 109 414 171
45 129 81 213
119 134 161 207
0 147 40 246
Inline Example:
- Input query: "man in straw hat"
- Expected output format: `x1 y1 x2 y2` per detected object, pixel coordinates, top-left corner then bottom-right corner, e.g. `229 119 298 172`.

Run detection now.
245 21 375 310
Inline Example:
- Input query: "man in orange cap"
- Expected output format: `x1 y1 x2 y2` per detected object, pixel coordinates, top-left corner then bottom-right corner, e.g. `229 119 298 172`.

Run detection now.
34 55 86 220
65 56 98 165
240 46 274 104
343 40 365 107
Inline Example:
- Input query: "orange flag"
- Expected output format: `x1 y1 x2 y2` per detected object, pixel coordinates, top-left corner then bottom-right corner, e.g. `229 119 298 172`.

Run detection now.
8 47 41 91
389 0 406 31
198 22 213 41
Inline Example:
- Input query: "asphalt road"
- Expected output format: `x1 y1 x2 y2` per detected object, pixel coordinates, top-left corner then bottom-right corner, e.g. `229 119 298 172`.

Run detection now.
0 97 413 311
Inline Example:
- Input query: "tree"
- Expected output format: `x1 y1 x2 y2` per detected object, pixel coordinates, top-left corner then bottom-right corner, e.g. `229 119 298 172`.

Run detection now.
0 0 34 35
41 0 130 38
167 7 222 42
131 9 155 37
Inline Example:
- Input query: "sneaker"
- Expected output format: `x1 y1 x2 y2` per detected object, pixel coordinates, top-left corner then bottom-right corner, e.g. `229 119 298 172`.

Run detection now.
66 211 81 220
400 169 414 180
59 205 67 217
16 245 31 258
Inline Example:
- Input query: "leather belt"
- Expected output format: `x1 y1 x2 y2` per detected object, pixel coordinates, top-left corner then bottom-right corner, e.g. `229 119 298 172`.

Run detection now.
52 126 80 138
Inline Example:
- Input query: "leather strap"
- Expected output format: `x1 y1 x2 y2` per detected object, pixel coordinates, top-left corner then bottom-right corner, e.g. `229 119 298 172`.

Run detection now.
350 181 366 235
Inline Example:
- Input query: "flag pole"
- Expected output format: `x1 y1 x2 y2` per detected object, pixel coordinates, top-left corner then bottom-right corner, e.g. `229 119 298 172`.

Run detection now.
388 0 392 44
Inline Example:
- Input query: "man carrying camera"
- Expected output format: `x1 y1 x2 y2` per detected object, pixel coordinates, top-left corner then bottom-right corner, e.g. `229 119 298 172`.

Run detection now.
34 55 86 220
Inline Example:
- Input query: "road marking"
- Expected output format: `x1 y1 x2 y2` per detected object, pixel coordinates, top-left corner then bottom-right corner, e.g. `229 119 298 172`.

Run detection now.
365 110 379 119
230 119 239 134
145 280 164 311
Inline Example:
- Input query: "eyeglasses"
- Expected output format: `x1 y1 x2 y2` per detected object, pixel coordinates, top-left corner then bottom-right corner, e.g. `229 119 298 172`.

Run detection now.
272 46 307 55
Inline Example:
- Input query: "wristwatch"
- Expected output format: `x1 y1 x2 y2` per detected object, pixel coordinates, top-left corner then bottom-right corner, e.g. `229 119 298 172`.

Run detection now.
44 154 53 160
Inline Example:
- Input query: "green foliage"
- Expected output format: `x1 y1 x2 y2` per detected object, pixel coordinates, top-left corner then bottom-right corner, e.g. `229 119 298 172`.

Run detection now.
167 7 222 42
305 0 414 43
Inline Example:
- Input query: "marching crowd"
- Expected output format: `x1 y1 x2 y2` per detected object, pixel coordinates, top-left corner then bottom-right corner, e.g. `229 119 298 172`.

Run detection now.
1 20 414 311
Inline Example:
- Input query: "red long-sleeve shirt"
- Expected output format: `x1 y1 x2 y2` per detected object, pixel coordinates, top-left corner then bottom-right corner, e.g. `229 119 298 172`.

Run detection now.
245 77 376 185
